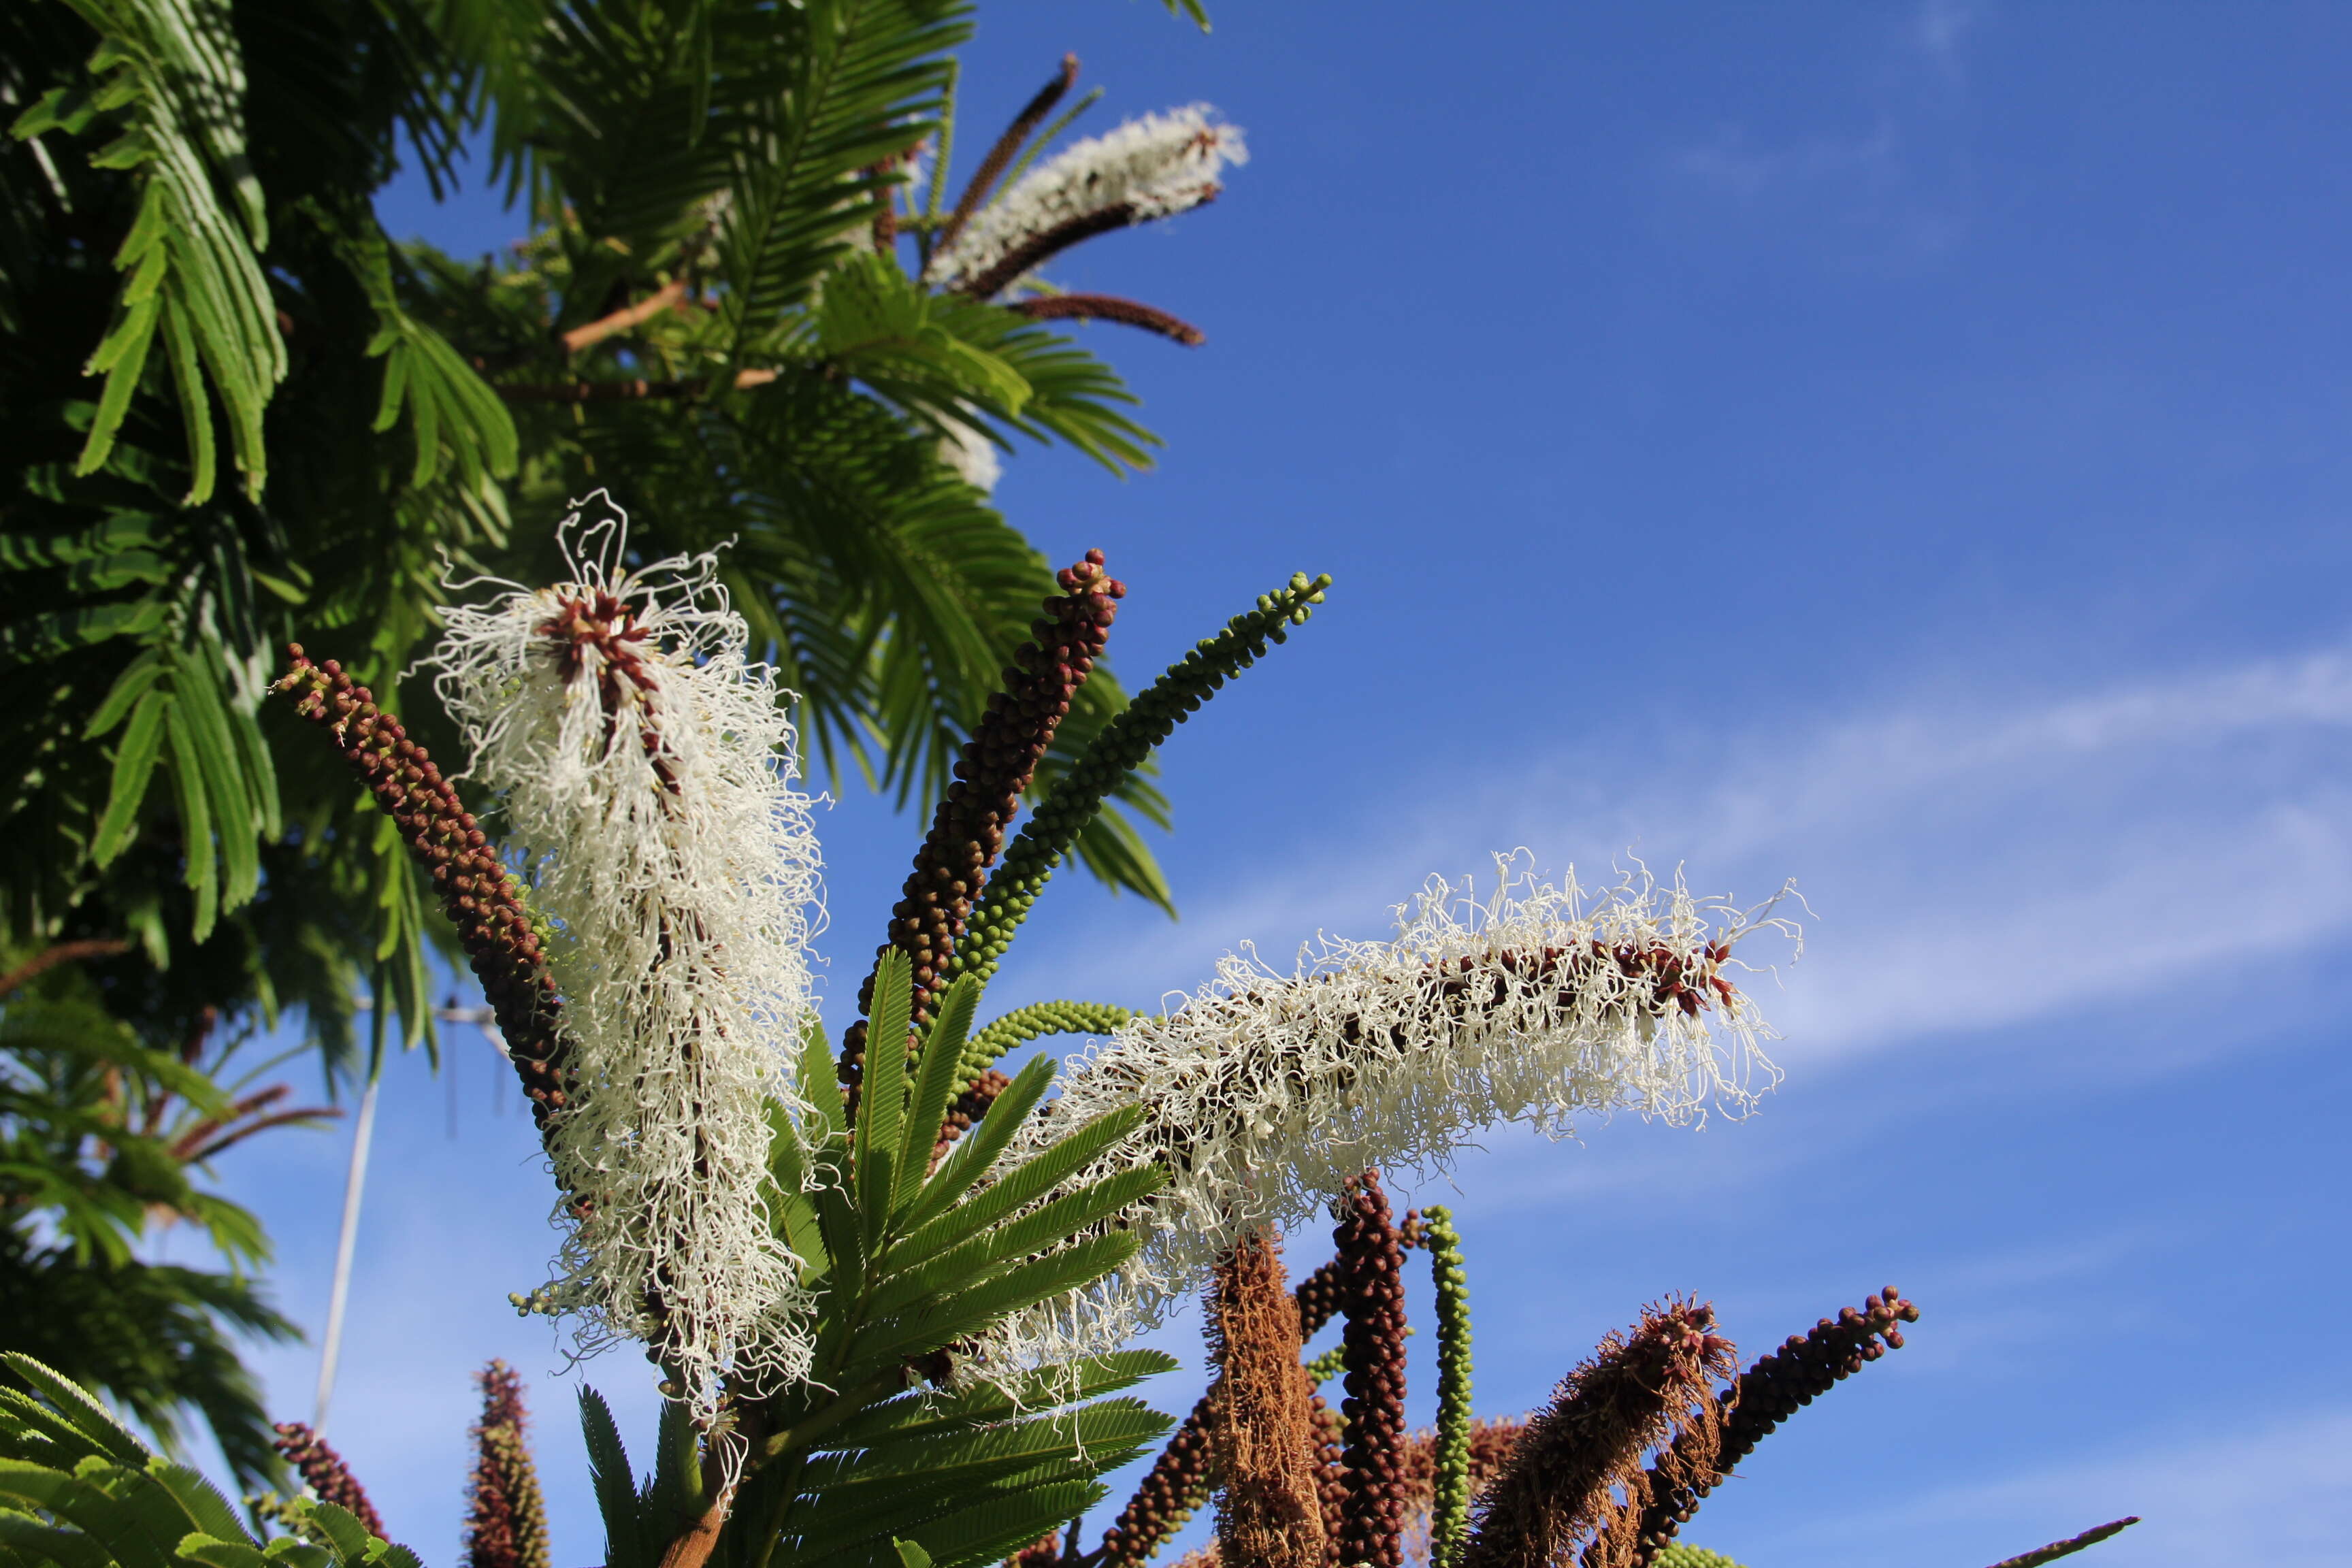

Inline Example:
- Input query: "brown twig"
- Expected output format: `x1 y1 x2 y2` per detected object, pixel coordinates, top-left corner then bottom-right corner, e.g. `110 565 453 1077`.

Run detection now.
559 280 689 354
1981 1518 2140 1568
495 368 779 404
936 54 1081 259
0 938 127 998
957 197 1214 301
1010 293 1205 346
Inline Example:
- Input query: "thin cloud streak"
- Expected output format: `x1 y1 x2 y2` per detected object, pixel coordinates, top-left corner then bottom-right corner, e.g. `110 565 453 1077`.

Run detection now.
1769 1407 2352 1565
1032 643 2352 1077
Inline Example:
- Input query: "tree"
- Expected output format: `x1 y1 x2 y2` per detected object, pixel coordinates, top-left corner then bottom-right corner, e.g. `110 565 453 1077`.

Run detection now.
3 0 1232 1459
2 0 1226 1059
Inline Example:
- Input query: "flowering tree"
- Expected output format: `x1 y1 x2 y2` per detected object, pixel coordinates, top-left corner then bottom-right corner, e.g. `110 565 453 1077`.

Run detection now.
0 495 2140 1568
2 0 1246 1465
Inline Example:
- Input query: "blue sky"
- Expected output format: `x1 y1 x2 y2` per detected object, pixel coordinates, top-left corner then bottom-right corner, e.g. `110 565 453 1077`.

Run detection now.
191 4 2352 1565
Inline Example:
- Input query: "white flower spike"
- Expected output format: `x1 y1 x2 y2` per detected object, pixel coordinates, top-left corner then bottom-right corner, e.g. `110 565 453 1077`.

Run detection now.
989 858 1792 1370
431 492 822 1418
926 104 1246 295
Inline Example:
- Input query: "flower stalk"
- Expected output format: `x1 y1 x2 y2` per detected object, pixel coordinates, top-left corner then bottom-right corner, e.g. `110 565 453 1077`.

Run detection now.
1333 1175 1408 1568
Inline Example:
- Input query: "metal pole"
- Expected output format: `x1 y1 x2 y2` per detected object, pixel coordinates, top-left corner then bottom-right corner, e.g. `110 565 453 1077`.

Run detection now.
312 1069 380 1436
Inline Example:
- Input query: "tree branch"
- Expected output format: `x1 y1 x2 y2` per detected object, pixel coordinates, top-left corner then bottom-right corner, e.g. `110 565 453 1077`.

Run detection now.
560 280 690 354
496 368 780 404
0 938 128 998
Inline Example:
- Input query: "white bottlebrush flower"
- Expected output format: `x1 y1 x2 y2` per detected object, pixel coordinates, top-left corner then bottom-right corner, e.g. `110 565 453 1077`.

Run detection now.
987 858 1792 1371
430 492 822 1418
926 104 1247 294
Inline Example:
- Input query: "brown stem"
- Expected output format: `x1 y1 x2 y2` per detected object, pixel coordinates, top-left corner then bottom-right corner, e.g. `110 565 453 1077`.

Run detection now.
936 54 1081 258
497 368 779 404
0 938 127 998
1982 1518 2140 1568
956 197 1216 300
653 1497 732 1568
176 1105 340 1165
560 280 689 354
1010 293 1205 345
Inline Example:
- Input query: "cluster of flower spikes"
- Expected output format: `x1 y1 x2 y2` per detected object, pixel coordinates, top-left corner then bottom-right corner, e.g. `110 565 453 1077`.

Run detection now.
939 572 1331 1139
1096 1237 1360 1568
463 1360 549 1568
1335 1174 1410 1568
1465 1301 1736 1568
985 861 1782 1372
270 1422 386 1539
838 550 1123 1115
1590 1290 1917 1568
275 651 571 1132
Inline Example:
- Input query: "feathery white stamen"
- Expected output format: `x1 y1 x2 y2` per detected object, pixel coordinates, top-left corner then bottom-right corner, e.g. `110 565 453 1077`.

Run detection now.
430 493 821 1416
926 105 1246 293
987 858 1791 1370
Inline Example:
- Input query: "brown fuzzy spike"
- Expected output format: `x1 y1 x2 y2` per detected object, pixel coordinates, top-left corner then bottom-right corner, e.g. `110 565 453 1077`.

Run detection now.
1207 1229 1327 1568
1461 1302 1734 1568
271 1422 386 1540
1584 1288 1918 1568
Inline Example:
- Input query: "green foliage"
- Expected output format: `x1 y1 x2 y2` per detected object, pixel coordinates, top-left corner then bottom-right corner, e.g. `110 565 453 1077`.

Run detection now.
559 957 1175 1568
946 570 1335 994
0 951 323 1486
0 1350 419 1568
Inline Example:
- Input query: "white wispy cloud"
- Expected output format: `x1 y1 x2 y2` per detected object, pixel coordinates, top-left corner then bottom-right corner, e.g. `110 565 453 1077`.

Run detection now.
1771 1407 2352 1565
1028 643 2352 1079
